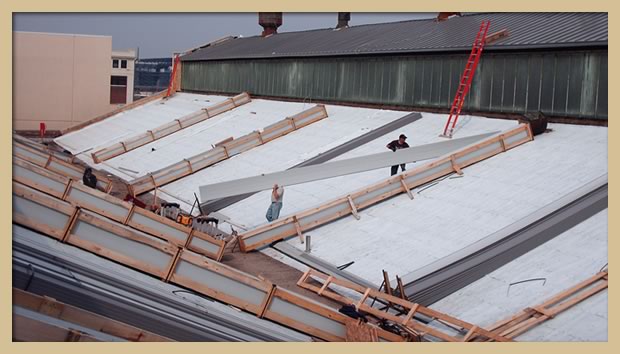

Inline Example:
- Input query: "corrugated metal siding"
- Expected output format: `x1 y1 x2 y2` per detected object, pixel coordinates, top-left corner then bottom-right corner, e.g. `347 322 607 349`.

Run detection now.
182 50 608 120
181 13 607 61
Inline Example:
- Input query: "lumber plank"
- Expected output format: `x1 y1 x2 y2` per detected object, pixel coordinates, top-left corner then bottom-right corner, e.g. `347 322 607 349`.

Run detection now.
347 196 360 220
129 104 328 195
91 92 250 163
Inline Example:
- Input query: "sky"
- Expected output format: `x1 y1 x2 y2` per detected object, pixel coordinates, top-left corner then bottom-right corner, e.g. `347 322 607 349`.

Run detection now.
13 13 436 58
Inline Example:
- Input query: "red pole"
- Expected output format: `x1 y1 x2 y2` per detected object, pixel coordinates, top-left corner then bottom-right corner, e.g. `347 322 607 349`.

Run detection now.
39 122 46 139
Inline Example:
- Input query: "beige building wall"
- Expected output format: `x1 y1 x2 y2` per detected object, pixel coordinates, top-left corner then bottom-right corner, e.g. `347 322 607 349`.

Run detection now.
13 31 113 131
111 49 136 109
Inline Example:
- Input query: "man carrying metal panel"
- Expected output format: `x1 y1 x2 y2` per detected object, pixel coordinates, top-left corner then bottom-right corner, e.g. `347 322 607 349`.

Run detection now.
266 184 284 222
386 134 410 176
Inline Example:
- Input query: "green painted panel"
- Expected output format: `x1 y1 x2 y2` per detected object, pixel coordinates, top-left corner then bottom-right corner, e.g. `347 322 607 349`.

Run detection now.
181 50 607 119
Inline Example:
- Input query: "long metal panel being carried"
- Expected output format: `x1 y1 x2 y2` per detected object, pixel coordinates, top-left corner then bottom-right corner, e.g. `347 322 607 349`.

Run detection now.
128 104 328 195
201 112 423 213
200 132 497 201
12 158 226 260
239 124 534 252
399 174 608 306
12 182 403 342
13 140 113 193
91 92 251 163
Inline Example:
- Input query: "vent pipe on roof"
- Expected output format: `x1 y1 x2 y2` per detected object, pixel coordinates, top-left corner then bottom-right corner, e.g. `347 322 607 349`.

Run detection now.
259 12 282 37
336 12 351 29
436 12 462 22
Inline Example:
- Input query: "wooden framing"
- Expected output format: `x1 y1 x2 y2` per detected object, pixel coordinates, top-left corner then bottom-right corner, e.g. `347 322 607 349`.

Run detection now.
13 289 172 341
13 134 75 165
292 216 304 243
13 161 226 260
128 104 329 195
91 92 251 163
13 141 113 193
399 176 413 200
481 270 608 340
13 311 102 342
297 269 512 342
239 124 534 252
484 29 509 44
15 187 405 342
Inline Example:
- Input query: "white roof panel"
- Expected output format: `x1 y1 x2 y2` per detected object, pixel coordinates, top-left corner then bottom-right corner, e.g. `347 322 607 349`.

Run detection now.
430 210 608 341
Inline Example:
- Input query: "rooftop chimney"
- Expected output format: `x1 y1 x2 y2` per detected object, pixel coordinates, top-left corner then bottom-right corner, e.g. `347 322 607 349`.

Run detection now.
436 12 462 22
259 12 282 37
336 12 350 29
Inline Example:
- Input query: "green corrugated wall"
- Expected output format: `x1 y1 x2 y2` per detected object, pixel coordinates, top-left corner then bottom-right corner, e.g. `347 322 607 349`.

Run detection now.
181 50 607 120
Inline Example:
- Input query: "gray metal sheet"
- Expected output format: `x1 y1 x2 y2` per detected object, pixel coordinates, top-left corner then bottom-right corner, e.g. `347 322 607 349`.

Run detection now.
400 174 608 305
182 13 607 62
201 113 423 212
12 225 311 342
200 132 496 201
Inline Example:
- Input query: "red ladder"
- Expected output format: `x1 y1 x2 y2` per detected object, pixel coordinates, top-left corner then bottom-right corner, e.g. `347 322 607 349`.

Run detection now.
441 21 490 138
166 54 181 98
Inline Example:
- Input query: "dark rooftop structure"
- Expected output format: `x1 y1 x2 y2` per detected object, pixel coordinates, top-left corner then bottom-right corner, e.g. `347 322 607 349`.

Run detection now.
182 13 608 61
180 12 608 121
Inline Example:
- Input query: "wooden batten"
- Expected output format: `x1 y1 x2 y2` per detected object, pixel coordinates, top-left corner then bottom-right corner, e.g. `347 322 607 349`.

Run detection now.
347 196 360 220
92 92 251 163
127 104 328 195
483 271 608 340
13 289 172 342
13 141 113 193
61 207 81 243
400 175 413 200
257 284 277 318
450 155 463 175
298 269 512 342
163 248 183 282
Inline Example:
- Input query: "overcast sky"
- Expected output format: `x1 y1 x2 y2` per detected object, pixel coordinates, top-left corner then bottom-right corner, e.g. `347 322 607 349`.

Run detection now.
13 13 436 58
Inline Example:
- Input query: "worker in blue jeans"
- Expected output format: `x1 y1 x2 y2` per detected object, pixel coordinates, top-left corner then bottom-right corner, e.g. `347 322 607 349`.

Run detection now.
266 184 284 222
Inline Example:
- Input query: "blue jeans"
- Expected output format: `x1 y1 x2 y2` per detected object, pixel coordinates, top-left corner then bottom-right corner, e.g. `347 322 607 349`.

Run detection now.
266 202 283 222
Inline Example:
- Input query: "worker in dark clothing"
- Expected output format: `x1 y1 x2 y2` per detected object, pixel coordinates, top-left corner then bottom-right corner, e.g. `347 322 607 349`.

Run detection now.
82 167 98 189
386 134 410 176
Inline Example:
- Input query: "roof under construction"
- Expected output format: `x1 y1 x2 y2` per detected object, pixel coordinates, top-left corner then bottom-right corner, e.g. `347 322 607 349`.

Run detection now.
181 12 608 62
38 89 607 341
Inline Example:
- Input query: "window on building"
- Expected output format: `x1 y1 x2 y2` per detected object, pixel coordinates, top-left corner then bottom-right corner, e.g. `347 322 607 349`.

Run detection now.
121 59 127 69
110 75 128 104
112 59 119 68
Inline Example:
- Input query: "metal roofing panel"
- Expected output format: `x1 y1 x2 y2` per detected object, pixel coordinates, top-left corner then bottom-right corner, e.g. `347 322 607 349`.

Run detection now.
181 13 608 62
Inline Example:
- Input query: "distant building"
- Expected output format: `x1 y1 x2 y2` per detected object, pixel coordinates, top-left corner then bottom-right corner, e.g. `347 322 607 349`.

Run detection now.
111 49 136 106
134 57 172 98
13 31 136 133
